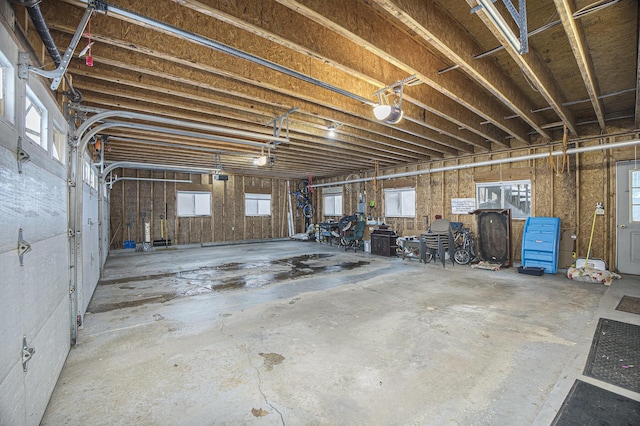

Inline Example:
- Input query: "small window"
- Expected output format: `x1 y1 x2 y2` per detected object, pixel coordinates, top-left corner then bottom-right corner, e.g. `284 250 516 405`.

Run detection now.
0 50 15 123
476 180 531 219
25 87 47 149
323 187 343 216
245 193 271 216
384 188 416 217
52 125 66 164
0 65 4 117
177 191 211 217
83 160 90 184
631 171 640 222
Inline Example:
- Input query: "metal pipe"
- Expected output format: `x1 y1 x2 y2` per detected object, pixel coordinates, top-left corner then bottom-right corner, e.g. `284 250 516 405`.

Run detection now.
311 138 640 188
102 121 274 148
76 0 376 107
74 110 287 152
102 161 220 176
106 176 193 190
28 6 95 90
108 137 258 157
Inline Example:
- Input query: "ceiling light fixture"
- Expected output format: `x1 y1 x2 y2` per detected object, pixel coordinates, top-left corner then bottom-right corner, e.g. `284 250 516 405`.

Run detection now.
472 0 529 55
372 75 420 124
327 121 343 137
255 155 268 166
253 147 275 166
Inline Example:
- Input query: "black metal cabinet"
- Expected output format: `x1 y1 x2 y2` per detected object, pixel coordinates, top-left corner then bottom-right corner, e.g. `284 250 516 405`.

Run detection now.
371 225 398 256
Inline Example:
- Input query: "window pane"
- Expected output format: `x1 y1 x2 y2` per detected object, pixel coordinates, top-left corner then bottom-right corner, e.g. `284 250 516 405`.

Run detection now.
53 127 65 163
0 65 4 117
245 193 271 216
25 98 42 145
177 192 194 217
194 193 211 215
631 171 640 222
385 189 415 217
245 199 257 215
476 180 531 219
401 190 415 216
257 199 270 215
385 191 400 216
323 194 342 216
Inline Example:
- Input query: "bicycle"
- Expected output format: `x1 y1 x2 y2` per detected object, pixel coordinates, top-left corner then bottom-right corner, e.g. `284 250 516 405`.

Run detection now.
291 180 314 219
453 227 477 265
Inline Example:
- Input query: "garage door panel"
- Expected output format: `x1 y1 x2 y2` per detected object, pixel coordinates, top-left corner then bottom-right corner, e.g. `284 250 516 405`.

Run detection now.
0 250 24 383
0 362 26 426
0 148 67 254
22 234 69 340
81 190 100 315
0 146 23 252
24 296 70 426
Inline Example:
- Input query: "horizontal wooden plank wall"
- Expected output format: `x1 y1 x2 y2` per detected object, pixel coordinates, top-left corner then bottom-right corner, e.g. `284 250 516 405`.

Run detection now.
109 171 293 248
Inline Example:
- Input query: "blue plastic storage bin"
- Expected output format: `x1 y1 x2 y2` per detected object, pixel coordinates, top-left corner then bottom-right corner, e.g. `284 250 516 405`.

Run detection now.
521 217 561 274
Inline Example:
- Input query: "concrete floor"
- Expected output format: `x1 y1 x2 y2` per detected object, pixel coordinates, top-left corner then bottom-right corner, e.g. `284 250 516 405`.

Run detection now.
42 241 640 425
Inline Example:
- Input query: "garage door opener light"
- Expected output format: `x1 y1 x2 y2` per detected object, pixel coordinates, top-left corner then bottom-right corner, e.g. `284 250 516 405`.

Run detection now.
372 75 420 124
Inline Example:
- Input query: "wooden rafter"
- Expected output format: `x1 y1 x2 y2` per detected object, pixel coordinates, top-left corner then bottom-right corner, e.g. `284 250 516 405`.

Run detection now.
466 0 579 136
554 0 606 131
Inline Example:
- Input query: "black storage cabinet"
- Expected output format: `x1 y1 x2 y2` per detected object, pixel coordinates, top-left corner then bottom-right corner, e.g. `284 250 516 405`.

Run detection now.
371 225 398 256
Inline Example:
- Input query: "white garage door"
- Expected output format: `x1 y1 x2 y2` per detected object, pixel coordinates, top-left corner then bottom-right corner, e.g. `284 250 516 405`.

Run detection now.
0 23 71 425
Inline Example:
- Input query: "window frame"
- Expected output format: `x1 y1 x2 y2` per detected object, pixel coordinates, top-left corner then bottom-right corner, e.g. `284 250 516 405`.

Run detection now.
245 193 272 217
475 179 532 220
52 123 66 164
322 187 343 217
630 170 640 223
24 86 48 150
384 187 416 218
0 50 15 124
177 191 212 217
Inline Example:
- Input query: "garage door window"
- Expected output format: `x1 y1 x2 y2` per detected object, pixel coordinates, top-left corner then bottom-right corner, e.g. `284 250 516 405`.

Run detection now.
177 191 211 217
52 124 66 164
476 180 531 219
0 51 14 123
25 87 47 149
245 193 271 216
384 188 415 217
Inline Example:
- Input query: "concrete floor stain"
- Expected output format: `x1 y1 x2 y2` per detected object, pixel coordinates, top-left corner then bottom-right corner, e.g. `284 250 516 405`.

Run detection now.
259 352 285 371
178 254 370 292
91 254 370 313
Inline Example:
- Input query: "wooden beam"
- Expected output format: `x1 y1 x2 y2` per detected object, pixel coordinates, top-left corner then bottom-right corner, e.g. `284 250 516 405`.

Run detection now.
48 25 479 156
273 0 520 146
554 0 606 131
465 0 578 136
52 0 497 149
371 0 550 141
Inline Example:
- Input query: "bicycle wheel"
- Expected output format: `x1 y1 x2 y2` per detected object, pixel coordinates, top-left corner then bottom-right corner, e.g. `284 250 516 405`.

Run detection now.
303 203 314 219
344 173 360 193
298 179 310 195
454 249 471 265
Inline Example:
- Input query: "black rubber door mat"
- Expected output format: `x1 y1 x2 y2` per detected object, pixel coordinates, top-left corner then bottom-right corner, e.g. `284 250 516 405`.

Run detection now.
616 295 640 315
551 380 640 425
583 318 640 393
